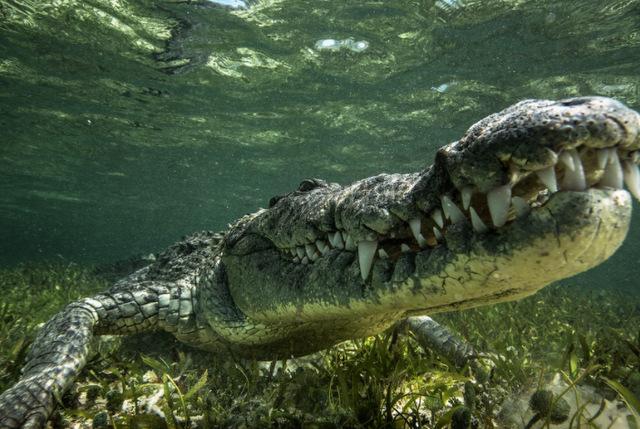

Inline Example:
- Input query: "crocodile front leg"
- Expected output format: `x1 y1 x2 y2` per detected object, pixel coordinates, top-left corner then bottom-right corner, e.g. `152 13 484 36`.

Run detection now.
402 316 477 368
0 280 195 429
398 316 492 423
399 315 493 384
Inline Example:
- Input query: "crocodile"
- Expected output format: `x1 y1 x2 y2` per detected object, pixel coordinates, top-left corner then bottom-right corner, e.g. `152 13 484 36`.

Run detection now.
1 96 639 428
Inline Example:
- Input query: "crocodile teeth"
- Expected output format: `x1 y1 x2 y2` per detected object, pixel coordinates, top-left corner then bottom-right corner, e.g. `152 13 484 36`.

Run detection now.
461 187 473 210
305 244 316 260
511 196 530 217
358 240 378 280
301 256 309 264
293 256 300 263
431 209 444 228
344 234 356 251
433 227 443 241
333 232 345 249
559 151 575 171
316 240 331 255
487 184 511 227
400 243 411 253
378 248 389 259
408 218 427 247
600 149 623 189
561 149 586 191
597 149 609 169
316 240 328 255
296 247 305 259
536 166 558 193
469 207 488 233
441 196 466 223
623 160 640 200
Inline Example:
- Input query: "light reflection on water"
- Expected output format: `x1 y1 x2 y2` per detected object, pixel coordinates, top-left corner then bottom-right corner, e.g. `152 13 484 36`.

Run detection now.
0 0 638 293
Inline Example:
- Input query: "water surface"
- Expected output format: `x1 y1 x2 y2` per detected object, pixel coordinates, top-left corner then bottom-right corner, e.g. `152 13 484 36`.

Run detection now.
1 0 639 290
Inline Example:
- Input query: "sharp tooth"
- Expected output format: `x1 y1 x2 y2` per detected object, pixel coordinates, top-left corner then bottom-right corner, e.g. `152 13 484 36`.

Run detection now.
316 240 327 253
400 243 411 253
632 151 639 164
536 166 558 193
597 149 609 170
304 244 316 261
378 248 389 259
334 232 345 249
409 217 421 239
511 196 530 217
301 256 309 264
545 148 559 165
293 256 300 263
432 227 443 241
487 184 511 227
344 234 356 251
469 207 488 233
441 196 466 223
600 149 623 189
296 247 305 259
559 151 575 171
408 218 427 247
561 149 586 191
431 209 444 228
327 232 336 247
461 187 473 210
623 160 640 200
318 240 330 255
358 240 378 280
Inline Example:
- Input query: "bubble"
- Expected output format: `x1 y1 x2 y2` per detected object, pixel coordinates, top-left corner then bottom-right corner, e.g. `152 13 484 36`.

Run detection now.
315 38 369 53
314 39 342 51
206 0 247 8
348 40 369 53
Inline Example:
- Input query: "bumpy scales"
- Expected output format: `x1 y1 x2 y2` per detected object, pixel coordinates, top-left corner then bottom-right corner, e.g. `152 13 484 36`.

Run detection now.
1 97 639 428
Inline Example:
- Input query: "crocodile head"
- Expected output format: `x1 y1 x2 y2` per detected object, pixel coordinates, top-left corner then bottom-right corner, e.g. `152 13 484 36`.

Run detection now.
221 97 639 348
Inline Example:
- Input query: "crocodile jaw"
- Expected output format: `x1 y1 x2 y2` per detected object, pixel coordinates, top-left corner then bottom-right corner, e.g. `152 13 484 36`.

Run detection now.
395 188 632 316
222 188 631 324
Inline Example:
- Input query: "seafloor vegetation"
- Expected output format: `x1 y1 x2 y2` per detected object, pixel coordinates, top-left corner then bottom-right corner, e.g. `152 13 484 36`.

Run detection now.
0 263 639 428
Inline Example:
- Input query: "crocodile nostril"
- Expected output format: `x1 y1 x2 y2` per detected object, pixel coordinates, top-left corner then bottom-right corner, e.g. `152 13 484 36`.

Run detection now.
561 98 590 107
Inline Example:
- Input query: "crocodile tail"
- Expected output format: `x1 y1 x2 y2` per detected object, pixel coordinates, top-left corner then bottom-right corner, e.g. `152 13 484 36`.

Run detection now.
0 280 193 428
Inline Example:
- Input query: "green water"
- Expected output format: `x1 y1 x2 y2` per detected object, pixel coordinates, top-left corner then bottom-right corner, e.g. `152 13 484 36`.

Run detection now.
1 0 639 289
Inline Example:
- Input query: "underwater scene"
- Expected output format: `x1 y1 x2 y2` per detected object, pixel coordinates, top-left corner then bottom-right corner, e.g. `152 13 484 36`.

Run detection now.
1 0 640 427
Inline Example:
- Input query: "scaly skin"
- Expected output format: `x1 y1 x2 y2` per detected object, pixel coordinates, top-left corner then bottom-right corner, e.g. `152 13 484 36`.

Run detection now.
1 97 639 428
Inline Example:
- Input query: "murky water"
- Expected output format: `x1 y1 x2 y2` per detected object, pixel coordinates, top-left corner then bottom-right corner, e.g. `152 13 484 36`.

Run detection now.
1 0 639 289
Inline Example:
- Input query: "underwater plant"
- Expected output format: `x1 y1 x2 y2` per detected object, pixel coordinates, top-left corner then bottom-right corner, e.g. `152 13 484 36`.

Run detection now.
0 263 638 427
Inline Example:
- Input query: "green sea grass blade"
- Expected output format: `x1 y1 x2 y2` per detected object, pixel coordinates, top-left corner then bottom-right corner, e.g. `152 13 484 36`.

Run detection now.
603 377 640 421
184 369 208 401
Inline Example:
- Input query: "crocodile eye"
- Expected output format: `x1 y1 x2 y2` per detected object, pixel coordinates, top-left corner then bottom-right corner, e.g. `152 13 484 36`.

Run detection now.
297 178 328 192
268 195 284 208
